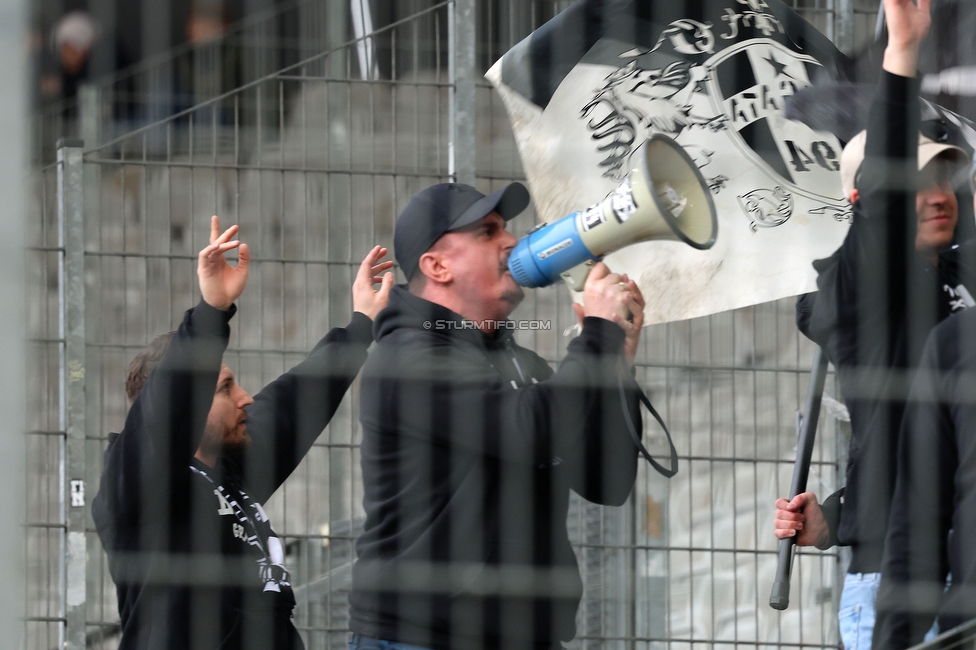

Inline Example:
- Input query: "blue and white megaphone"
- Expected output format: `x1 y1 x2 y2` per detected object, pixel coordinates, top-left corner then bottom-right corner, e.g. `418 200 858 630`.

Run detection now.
508 134 718 291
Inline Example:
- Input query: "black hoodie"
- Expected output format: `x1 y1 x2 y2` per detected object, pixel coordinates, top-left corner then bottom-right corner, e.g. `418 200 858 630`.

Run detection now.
873 307 976 648
92 301 374 650
348 286 642 650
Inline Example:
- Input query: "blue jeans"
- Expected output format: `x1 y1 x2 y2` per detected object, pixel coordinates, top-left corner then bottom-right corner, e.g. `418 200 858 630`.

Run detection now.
348 633 433 650
838 572 880 650
838 572 940 649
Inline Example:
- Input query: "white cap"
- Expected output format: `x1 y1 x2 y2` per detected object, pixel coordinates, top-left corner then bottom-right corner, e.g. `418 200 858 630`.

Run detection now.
53 11 97 52
840 130 970 199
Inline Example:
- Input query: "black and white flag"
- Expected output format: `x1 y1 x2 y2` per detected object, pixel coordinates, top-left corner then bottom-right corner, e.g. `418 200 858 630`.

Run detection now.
487 0 857 323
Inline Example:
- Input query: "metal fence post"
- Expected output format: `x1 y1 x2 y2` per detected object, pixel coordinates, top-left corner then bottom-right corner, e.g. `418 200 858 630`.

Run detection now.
875 2 886 43
57 138 86 650
324 0 350 78
449 0 477 185
79 85 101 154
836 0 856 55
0 0 28 639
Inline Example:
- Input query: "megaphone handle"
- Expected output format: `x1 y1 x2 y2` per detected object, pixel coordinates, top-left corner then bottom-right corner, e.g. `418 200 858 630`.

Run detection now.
565 260 636 323
617 359 678 479
561 259 599 291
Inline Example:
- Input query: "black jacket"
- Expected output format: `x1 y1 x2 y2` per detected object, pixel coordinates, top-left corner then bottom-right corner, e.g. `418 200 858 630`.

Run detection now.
347 287 641 649
92 301 374 650
797 72 976 572
873 308 976 648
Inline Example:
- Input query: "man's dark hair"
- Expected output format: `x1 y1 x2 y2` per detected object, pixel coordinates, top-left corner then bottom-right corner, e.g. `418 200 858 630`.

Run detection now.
125 331 176 403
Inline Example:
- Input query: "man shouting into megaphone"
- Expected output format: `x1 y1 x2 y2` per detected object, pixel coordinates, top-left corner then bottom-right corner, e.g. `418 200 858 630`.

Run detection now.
348 182 646 650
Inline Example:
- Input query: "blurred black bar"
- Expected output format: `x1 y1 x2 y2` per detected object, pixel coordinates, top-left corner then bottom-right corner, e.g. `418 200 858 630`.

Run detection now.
909 618 976 649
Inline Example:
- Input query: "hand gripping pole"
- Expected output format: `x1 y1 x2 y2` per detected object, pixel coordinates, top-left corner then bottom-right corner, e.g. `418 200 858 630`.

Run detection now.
769 346 830 610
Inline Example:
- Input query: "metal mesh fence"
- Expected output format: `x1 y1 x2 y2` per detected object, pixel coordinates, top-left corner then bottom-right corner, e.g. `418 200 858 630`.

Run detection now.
26 1 876 648
33 0 393 166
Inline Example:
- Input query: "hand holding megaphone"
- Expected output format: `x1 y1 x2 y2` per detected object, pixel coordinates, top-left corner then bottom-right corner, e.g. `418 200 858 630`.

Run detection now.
508 134 718 292
571 263 646 365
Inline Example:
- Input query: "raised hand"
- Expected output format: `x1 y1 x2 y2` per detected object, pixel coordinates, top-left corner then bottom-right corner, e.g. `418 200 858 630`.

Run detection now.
352 245 395 320
198 215 251 311
882 0 931 77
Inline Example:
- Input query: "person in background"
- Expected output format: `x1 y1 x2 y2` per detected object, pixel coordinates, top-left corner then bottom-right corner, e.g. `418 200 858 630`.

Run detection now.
44 11 98 100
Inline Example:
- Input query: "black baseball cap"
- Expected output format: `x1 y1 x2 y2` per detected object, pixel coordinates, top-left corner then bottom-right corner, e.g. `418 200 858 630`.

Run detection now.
394 182 531 280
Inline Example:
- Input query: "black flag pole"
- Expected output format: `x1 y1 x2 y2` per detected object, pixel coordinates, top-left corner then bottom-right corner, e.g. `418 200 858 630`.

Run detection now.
769 346 830 610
